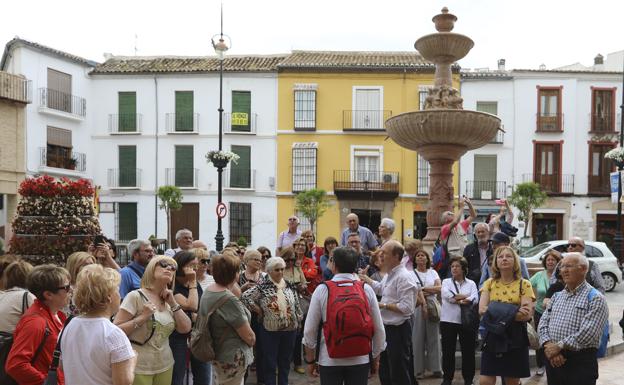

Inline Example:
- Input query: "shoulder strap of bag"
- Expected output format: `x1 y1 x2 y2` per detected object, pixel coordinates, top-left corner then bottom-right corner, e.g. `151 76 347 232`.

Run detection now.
451 279 460 296
130 290 156 346
413 270 424 286
211 291 234 321
47 315 73 372
31 320 50 365
21 291 29 314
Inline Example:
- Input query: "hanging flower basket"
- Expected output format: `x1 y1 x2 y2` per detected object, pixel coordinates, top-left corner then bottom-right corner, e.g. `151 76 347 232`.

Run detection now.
605 147 624 168
206 150 239 169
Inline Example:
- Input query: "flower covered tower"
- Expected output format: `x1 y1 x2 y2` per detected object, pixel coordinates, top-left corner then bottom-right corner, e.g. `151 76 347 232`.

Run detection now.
9 175 102 265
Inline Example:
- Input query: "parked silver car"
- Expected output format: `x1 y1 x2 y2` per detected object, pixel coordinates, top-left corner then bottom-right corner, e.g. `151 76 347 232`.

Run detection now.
521 240 623 292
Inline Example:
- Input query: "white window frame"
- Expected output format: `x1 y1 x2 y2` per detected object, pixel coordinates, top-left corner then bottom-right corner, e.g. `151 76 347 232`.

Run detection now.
352 86 384 129
351 145 383 182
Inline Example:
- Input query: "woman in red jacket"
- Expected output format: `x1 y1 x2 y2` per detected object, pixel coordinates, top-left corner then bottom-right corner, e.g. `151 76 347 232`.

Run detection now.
6 264 70 385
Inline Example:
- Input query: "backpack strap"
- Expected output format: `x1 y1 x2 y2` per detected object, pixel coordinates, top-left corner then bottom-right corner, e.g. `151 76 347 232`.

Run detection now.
21 291 29 314
129 290 156 346
315 281 328 363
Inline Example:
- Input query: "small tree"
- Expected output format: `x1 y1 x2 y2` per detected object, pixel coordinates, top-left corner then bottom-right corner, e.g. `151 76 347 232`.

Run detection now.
157 186 183 247
507 182 548 238
295 189 331 235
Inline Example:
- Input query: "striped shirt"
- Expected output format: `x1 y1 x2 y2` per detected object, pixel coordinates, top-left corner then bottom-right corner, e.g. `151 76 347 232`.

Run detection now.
537 281 608 351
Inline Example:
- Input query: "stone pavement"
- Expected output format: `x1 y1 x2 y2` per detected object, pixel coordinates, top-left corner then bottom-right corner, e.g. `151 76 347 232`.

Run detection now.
245 287 624 385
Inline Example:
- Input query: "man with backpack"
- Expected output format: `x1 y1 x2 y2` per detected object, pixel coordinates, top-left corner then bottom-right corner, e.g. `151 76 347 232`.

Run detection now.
360 240 420 385
302 246 386 385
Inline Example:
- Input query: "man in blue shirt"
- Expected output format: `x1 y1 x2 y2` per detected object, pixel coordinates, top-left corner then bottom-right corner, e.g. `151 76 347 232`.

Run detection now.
340 213 378 252
119 239 154 298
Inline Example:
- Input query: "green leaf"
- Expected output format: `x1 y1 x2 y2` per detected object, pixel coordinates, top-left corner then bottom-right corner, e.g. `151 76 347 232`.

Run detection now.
507 182 548 238
294 189 331 234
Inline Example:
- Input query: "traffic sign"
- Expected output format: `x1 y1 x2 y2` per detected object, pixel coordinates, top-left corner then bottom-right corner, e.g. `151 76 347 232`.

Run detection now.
216 202 227 219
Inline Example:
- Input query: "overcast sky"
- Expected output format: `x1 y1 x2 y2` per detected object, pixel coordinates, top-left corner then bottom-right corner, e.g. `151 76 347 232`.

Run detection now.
2 0 623 70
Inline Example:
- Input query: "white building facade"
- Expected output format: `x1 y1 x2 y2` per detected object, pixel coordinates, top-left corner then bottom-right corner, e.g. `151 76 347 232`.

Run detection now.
461 54 623 253
1 39 281 252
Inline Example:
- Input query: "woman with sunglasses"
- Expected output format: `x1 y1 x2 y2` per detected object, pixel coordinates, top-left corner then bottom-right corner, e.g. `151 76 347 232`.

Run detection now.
115 256 191 385
241 256 302 385
193 248 215 291
5 264 70 384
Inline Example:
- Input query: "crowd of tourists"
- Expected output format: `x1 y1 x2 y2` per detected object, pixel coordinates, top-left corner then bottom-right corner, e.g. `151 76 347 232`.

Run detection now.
0 197 619 385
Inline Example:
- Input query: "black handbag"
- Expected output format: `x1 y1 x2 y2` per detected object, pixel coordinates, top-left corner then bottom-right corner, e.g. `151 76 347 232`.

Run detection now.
452 280 479 331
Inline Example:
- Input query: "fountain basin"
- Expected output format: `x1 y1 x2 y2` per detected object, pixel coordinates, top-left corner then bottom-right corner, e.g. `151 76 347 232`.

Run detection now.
415 33 474 63
385 109 501 160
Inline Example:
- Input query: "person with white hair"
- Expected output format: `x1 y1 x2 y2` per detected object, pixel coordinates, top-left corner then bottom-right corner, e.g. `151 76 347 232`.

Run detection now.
378 218 396 246
340 213 378 252
538 252 609 385
165 229 194 257
119 239 154 298
276 216 302 254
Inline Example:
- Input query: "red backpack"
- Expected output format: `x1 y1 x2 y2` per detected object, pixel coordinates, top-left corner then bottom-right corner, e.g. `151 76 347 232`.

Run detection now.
321 280 374 358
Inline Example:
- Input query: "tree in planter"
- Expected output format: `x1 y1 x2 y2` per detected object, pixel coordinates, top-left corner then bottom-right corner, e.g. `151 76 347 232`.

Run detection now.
157 186 183 248
294 189 331 235
507 182 548 238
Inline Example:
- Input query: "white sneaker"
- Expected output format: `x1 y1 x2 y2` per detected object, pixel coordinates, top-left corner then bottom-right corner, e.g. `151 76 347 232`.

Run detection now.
536 366 545 376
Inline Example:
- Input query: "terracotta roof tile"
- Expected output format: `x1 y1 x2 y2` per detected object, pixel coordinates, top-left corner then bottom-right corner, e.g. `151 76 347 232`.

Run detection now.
277 50 435 71
91 55 287 74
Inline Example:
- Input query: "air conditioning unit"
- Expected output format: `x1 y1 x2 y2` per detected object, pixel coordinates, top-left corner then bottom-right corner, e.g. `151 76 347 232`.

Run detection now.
382 173 396 183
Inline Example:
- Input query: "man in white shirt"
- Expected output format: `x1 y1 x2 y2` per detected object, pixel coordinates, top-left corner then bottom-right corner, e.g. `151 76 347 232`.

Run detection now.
361 240 419 385
303 246 386 384
164 228 193 257
276 216 302 254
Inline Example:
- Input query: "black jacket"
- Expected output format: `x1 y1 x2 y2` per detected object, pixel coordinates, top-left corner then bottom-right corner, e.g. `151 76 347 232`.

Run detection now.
481 301 528 353
463 242 492 283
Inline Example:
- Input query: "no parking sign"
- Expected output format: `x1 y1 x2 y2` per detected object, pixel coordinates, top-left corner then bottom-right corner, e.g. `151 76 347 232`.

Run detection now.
216 202 227 219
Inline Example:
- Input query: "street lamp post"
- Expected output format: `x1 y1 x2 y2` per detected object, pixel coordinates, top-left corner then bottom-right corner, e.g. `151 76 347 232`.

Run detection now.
211 20 230 252
615 59 624 265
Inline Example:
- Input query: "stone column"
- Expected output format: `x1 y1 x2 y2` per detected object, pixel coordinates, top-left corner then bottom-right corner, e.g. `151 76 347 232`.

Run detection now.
424 158 454 242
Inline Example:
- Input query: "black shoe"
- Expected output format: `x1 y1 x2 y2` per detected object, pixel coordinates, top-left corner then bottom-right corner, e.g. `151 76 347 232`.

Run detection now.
441 380 452 385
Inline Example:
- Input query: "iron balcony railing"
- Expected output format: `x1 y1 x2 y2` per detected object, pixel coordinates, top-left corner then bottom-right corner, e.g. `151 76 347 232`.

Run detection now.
165 168 199 188
165 113 199 133
39 147 86 172
522 173 574 195
38 88 86 117
108 168 142 188
536 112 563 132
0 72 31 103
108 114 143 133
489 130 504 144
588 113 621 133
343 110 392 130
225 168 256 189
465 180 507 200
588 174 611 195
223 112 258 134
333 170 399 193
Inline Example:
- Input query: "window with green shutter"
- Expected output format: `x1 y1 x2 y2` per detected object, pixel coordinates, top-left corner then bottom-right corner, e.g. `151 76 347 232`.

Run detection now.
230 145 251 188
119 146 137 187
175 91 194 131
231 91 251 132
117 202 137 242
175 146 194 187
229 202 251 244
119 92 137 132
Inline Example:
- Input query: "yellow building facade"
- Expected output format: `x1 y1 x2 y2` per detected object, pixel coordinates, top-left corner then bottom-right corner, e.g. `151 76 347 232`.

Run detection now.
276 51 460 244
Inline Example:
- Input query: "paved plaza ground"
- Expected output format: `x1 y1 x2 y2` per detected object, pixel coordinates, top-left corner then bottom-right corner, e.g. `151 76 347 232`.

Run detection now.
246 287 624 385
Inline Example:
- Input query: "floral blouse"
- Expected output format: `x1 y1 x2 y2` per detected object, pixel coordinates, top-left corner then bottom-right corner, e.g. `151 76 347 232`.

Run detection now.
241 279 302 332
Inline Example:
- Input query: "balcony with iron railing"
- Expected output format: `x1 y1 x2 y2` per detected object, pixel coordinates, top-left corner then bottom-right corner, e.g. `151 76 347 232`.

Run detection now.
588 174 611 196
225 168 256 190
39 147 86 172
465 180 507 200
536 113 563 132
588 113 621 133
0 72 31 104
165 113 199 133
343 110 392 131
522 173 574 195
489 130 504 144
165 168 199 188
333 170 399 200
108 168 142 189
108 114 143 134
223 112 257 134
38 88 85 118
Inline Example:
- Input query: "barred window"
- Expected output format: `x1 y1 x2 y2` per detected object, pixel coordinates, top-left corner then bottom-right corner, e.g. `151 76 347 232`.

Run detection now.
419 86 432 111
417 154 430 195
294 89 316 130
230 202 252 245
292 142 317 192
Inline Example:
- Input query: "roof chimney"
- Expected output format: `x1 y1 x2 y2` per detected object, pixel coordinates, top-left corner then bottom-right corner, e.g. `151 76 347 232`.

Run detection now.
497 59 506 71
594 54 604 65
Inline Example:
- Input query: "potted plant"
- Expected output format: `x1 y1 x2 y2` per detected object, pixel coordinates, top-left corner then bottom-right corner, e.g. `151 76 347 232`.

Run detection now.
205 150 239 169
605 146 624 168
66 157 78 170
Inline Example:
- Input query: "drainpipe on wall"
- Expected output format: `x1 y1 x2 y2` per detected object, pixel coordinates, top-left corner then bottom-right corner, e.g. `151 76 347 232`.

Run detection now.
154 76 159 238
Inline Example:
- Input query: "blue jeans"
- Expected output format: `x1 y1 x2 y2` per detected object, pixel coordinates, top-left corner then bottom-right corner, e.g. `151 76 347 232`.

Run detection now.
170 335 212 385
259 325 297 385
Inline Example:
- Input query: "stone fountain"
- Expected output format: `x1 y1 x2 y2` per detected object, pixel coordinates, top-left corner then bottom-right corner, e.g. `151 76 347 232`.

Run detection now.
385 7 502 243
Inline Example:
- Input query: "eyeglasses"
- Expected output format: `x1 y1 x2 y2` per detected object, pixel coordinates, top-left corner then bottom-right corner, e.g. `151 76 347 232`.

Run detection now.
56 284 71 292
262 254 270 259
560 264 580 270
200 259 210 265
288 218 297 222
285 259 295 262
273 267 285 271
250 258 262 262
567 243 582 248
157 260 177 271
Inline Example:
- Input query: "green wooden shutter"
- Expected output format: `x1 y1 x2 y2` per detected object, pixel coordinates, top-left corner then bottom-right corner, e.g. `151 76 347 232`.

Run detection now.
473 155 497 199
119 146 137 187
118 92 137 132
175 146 194 187
230 145 251 188
118 203 137 241
231 91 251 132
175 91 194 131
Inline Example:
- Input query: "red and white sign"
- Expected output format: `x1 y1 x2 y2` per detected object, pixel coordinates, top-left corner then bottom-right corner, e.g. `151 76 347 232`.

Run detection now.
216 202 227 219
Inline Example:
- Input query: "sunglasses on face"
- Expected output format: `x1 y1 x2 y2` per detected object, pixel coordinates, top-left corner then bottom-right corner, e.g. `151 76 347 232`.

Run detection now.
200 259 210 265
157 260 177 271
273 268 285 272
567 243 581 248
56 284 71 292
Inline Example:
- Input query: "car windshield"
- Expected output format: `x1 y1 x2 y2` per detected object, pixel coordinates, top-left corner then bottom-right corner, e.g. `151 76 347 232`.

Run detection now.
521 243 551 258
